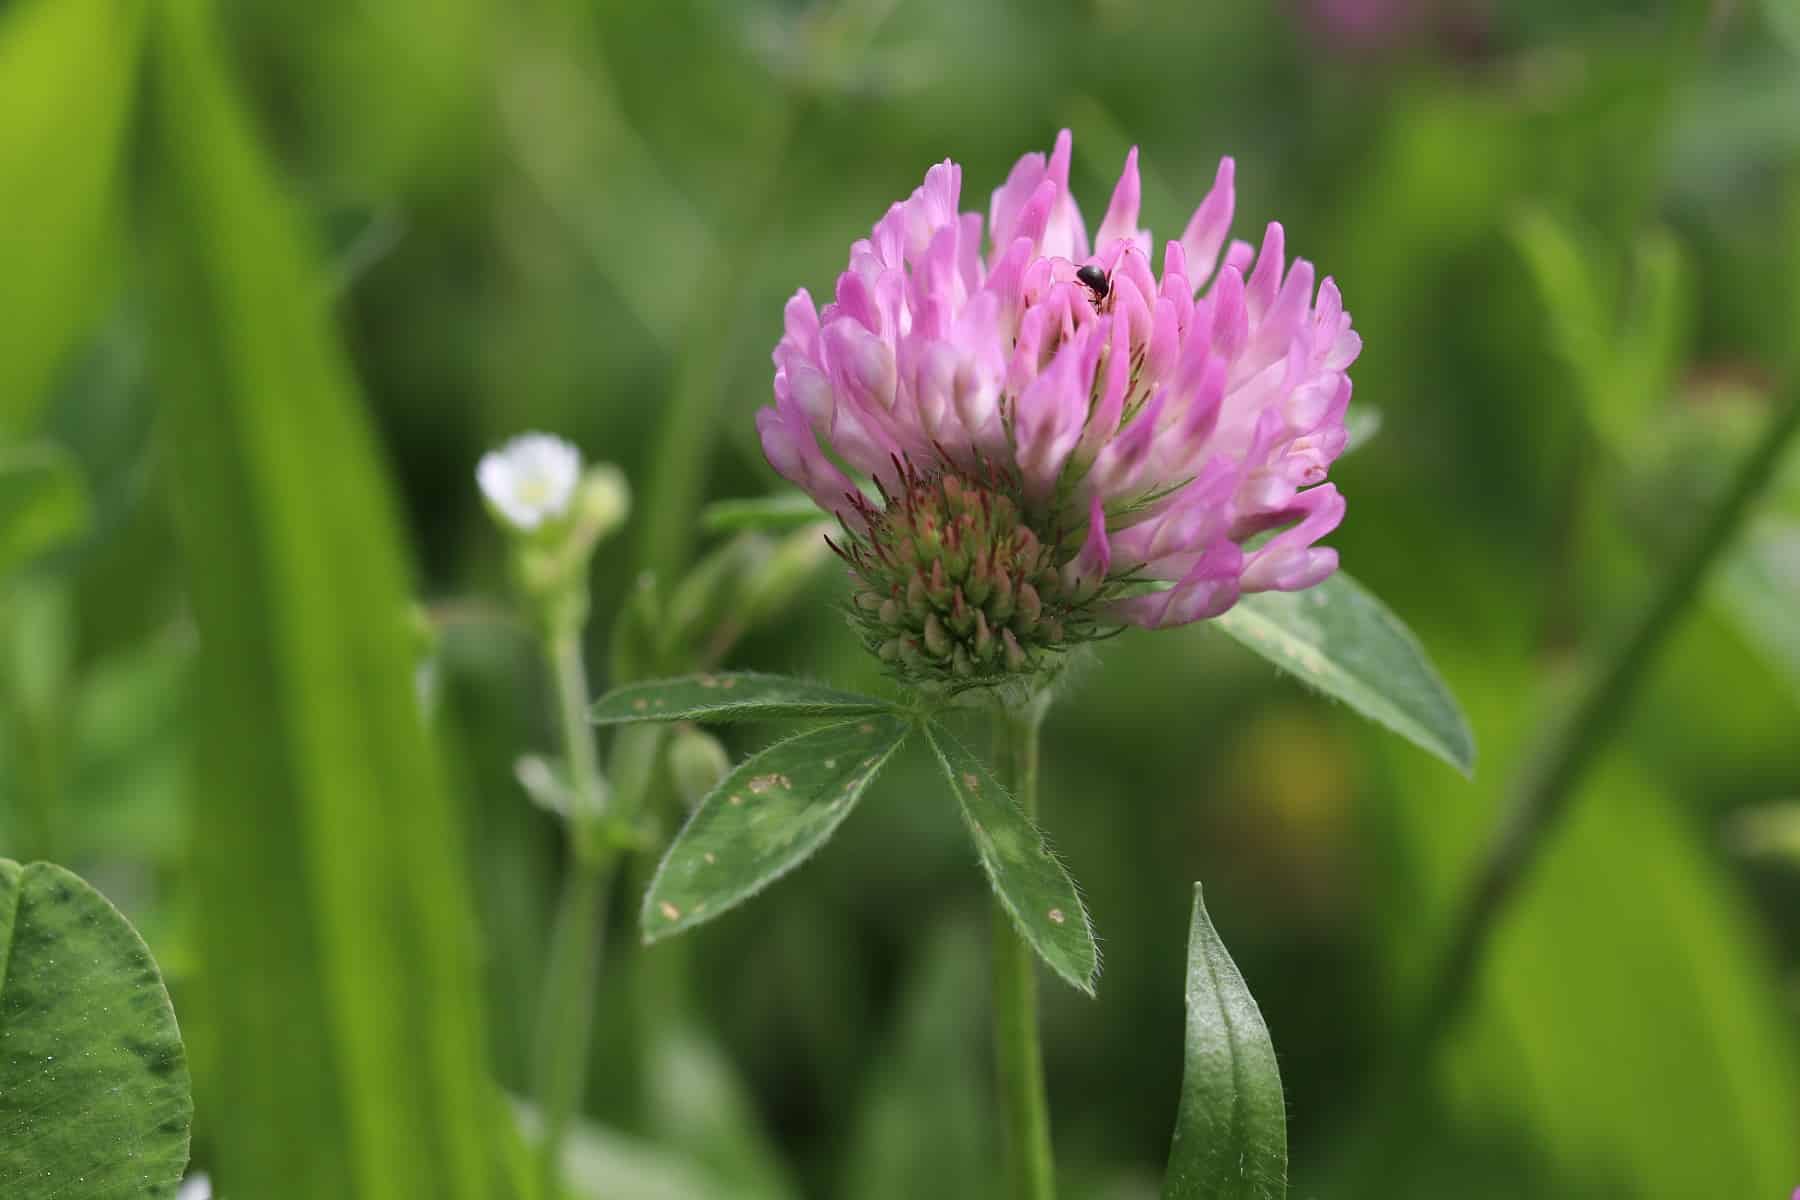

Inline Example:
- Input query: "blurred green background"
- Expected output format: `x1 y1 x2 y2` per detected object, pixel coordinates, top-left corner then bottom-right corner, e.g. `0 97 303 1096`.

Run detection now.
3 0 1799 1196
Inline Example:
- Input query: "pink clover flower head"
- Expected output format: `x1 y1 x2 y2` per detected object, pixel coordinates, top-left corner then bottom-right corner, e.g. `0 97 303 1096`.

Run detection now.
759 131 1359 684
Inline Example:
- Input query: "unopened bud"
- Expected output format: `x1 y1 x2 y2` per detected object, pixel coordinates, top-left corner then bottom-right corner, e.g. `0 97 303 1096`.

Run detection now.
669 728 732 809
575 464 631 544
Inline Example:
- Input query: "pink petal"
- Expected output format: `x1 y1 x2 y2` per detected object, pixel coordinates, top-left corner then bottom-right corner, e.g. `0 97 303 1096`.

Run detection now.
1178 157 1236 292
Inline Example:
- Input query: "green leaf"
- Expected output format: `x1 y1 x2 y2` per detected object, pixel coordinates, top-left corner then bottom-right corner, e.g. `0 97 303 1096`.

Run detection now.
1162 885 1286 1200
0 859 192 1198
0 0 142 433
701 493 832 535
148 5 507 1197
923 722 1098 995
642 716 910 941
1214 572 1476 775
593 673 893 725
0 443 91 579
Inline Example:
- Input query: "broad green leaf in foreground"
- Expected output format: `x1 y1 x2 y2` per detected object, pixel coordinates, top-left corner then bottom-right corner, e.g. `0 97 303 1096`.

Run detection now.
1162 886 1286 1200
1214 571 1476 775
0 859 192 1198
0 442 91 579
924 722 1098 995
593 673 893 726
643 716 910 941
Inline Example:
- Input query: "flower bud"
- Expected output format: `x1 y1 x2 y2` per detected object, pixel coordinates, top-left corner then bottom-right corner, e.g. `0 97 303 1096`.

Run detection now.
478 434 581 535
668 727 732 809
575 464 631 544
830 463 1108 689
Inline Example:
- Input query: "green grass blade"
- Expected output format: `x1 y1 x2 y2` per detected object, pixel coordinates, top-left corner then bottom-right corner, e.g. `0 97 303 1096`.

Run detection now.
700 494 833 535
0 0 141 434
0 443 91 579
147 4 506 1196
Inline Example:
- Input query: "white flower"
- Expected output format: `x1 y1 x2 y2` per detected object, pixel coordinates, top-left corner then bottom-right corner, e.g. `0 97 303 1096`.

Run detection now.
477 434 583 532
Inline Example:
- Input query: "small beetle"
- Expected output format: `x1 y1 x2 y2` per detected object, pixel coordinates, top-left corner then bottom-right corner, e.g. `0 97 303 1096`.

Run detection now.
1075 264 1111 303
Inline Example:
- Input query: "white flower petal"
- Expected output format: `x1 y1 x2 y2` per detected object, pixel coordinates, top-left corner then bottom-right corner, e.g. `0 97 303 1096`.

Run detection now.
477 433 582 532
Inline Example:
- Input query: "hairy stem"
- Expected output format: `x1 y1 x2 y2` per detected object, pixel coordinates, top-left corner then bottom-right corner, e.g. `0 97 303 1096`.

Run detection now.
532 629 616 1198
1420 375 1800 1049
992 694 1056 1200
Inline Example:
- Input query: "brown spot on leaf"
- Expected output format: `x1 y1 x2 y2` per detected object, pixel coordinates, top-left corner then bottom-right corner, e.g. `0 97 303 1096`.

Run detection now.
962 772 980 792
749 773 791 794
1048 908 1066 925
632 699 648 712
659 901 682 921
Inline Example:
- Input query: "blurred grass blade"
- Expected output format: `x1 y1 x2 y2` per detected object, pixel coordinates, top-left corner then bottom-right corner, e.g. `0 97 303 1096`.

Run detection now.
643 716 910 942
0 859 192 1197
593 673 893 725
1215 572 1476 775
1162 886 1286 1200
0 443 91 578
1342 407 1383 457
515 1100 778 1200
837 922 992 1200
924 721 1098 995
702 493 834 534
0 0 141 434
148 4 506 1197
641 1025 801 1200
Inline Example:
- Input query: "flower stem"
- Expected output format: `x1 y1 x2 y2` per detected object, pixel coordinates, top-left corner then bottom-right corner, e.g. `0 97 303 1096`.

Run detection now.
532 629 616 1199
1419 375 1800 1050
992 693 1056 1200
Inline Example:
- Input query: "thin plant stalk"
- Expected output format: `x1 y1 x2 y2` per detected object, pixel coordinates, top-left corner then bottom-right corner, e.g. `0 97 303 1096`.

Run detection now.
532 628 617 1199
992 693 1056 1200
1419 375 1800 1050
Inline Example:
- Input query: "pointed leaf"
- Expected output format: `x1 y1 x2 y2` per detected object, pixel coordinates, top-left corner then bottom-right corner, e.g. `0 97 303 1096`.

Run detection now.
593 673 893 726
1162 885 1286 1200
1214 571 1475 775
924 723 1098 994
642 716 910 941
0 859 193 1198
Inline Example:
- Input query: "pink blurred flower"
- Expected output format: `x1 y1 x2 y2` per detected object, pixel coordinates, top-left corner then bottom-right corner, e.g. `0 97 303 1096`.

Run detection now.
759 131 1357 675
